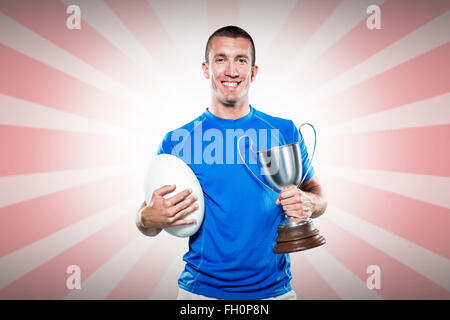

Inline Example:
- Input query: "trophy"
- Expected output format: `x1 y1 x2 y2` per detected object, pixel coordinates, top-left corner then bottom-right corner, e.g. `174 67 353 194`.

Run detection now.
238 123 326 254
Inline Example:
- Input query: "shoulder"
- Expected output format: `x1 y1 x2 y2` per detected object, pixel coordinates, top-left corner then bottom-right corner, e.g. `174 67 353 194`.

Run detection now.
158 113 207 154
253 108 295 130
252 107 297 145
162 113 207 140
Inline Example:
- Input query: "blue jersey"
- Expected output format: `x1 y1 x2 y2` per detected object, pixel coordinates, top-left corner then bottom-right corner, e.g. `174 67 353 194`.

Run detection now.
157 105 314 299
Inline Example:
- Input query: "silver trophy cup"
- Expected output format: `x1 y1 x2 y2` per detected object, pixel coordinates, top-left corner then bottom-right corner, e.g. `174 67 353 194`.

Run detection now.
238 123 326 253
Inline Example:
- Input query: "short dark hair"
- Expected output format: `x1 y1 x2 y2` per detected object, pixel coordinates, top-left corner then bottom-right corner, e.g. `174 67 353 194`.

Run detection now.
205 26 256 66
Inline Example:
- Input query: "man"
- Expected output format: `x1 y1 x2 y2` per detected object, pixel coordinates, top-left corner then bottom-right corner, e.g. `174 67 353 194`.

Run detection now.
136 26 327 300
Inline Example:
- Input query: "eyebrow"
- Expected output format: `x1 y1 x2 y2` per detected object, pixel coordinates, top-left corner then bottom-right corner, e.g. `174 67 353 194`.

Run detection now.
213 54 250 59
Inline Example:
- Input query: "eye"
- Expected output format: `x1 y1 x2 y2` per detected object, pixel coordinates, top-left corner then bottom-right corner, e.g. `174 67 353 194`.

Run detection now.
238 58 248 64
215 57 225 63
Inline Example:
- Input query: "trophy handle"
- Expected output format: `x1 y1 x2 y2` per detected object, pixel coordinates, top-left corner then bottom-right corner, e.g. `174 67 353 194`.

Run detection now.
298 123 317 186
237 135 278 194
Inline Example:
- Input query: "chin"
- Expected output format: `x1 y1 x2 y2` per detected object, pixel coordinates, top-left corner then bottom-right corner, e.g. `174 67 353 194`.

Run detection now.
222 99 238 106
216 95 238 106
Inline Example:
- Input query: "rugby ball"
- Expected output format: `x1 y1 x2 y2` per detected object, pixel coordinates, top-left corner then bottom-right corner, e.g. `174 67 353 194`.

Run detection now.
144 154 204 237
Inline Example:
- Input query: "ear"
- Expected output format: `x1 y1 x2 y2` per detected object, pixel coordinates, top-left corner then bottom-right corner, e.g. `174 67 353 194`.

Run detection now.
202 62 210 79
250 65 259 82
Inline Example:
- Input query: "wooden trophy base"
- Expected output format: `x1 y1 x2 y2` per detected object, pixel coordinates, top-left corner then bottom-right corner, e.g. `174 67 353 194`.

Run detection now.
274 219 326 254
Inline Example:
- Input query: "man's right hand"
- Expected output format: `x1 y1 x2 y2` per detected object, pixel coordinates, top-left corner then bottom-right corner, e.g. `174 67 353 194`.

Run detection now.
139 184 198 230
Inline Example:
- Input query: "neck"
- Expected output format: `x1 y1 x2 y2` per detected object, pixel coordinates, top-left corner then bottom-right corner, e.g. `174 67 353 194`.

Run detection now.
209 97 250 120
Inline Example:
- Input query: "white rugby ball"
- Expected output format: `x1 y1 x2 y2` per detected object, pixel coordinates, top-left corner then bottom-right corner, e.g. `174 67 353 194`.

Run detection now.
144 154 204 237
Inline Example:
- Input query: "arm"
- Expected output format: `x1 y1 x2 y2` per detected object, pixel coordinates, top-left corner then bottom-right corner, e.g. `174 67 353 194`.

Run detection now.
275 174 327 220
298 174 327 219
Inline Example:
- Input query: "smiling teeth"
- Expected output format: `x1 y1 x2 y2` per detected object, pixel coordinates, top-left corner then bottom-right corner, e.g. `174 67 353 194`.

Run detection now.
223 82 238 87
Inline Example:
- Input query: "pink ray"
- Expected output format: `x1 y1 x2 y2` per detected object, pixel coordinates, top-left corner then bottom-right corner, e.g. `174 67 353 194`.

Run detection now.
106 236 181 300
105 0 179 64
312 43 450 127
320 173 450 258
320 217 450 299
0 0 155 96
206 0 240 33
290 252 340 300
0 125 135 176
0 213 136 299
322 93 450 135
319 125 450 176
294 0 450 94
0 45 138 128
269 0 342 64
0 174 137 257
319 165 450 209
0 94 130 135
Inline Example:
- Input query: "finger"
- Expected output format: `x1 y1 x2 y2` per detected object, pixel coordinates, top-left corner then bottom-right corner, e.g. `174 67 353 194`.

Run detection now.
153 184 176 197
284 209 309 218
165 188 192 207
170 195 197 216
275 196 280 205
282 203 302 212
169 203 199 224
280 195 302 206
284 210 303 219
276 186 295 204
169 218 197 227
286 211 310 219
279 187 301 200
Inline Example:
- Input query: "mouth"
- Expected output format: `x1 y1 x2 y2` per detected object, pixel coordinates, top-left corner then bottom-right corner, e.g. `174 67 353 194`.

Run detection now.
221 81 241 89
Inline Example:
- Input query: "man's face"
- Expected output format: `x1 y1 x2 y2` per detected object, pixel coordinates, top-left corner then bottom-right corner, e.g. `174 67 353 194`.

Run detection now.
202 36 258 105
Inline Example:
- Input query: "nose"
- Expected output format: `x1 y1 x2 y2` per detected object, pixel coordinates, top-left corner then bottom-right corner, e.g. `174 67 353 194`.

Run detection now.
225 61 238 77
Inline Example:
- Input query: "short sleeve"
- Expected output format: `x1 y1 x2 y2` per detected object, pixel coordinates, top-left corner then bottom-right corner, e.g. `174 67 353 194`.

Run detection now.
291 121 315 183
156 132 174 156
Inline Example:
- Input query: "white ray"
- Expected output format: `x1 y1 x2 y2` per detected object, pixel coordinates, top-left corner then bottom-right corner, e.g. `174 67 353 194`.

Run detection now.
302 247 383 299
322 93 450 135
0 12 138 102
64 235 153 300
325 205 450 291
303 10 450 107
59 0 164 88
0 197 139 290
148 0 208 60
0 94 135 136
284 0 385 80
0 166 130 207
146 0 211 119
149 234 187 300
239 0 298 55
320 165 450 209
239 0 298 108
147 0 208 88
262 0 385 117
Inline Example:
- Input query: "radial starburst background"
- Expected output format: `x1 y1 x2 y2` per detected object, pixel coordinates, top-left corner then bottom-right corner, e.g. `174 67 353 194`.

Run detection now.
0 0 449 300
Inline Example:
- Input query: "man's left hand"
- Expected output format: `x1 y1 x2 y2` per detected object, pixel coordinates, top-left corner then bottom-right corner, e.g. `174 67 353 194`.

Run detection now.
275 185 316 221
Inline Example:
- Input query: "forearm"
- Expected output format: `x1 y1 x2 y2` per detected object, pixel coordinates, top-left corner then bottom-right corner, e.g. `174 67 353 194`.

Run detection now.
305 191 327 219
136 223 162 237
136 202 162 237
299 176 327 219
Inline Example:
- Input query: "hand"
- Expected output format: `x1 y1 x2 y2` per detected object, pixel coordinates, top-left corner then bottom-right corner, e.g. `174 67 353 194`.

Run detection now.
275 185 315 222
140 185 198 229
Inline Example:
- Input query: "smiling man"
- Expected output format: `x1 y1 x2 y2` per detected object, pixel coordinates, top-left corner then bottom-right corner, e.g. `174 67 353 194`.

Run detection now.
204 34 257 108
136 26 327 300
